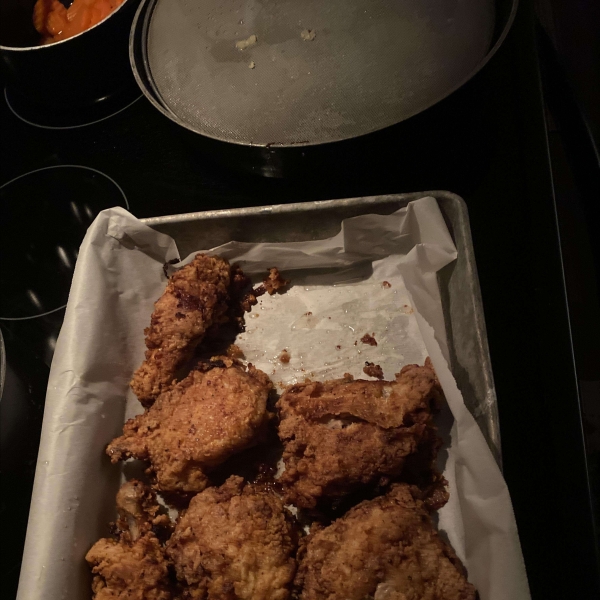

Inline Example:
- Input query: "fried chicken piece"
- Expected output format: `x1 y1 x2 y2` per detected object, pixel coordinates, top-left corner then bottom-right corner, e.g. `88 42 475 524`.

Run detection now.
108 360 273 494
85 480 173 600
277 361 443 508
131 254 233 407
167 475 297 600
296 483 476 600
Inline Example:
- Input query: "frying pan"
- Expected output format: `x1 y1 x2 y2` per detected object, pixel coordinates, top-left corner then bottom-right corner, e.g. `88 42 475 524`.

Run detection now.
131 0 518 176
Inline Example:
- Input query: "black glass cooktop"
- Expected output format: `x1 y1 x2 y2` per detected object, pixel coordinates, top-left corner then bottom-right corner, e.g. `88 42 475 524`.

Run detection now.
1 3 598 599
1 165 129 319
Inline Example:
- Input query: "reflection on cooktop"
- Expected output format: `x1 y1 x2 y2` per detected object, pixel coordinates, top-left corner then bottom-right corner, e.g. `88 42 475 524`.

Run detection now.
4 85 142 130
0 325 51 600
0 165 128 319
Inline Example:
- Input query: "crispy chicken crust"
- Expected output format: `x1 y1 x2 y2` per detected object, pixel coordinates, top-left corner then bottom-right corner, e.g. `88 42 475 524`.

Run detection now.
85 480 173 600
296 484 476 600
167 476 297 600
86 537 172 600
108 360 273 494
130 254 233 407
277 362 443 508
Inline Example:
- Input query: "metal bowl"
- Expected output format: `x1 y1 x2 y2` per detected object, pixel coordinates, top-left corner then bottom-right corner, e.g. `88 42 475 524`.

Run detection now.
0 0 142 106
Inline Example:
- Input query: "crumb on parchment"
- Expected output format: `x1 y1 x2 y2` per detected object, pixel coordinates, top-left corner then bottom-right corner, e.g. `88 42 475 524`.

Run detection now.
363 362 384 379
360 333 377 347
236 34 257 50
301 29 316 41
253 268 290 298
279 350 291 364
382 281 392 288
240 268 288 321
263 268 289 295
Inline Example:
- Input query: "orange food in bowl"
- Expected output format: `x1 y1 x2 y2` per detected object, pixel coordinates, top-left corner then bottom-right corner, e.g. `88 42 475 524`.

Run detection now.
33 0 125 44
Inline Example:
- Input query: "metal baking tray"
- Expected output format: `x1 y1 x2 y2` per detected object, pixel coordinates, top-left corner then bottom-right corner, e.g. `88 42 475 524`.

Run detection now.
141 191 501 466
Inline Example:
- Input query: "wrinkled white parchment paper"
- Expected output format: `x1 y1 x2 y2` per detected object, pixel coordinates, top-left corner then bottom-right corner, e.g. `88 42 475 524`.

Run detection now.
17 197 530 600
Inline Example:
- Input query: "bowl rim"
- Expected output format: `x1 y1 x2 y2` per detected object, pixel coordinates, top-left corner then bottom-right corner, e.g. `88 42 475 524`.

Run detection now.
0 0 133 51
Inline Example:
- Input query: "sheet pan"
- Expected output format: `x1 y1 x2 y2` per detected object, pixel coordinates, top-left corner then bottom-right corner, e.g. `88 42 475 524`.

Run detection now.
17 193 530 600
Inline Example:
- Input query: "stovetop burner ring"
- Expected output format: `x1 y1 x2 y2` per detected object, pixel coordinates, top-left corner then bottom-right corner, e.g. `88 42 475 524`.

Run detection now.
0 165 129 320
0 305 67 322
0 164 129 209
4 86 142 131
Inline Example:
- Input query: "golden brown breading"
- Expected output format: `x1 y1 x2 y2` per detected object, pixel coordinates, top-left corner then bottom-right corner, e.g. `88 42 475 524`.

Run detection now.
296 484 476 600
166 476 297 600
86 536 172 600
131 254 232 407
85 480 173 600
108 360 273 494
277 362 443 508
